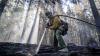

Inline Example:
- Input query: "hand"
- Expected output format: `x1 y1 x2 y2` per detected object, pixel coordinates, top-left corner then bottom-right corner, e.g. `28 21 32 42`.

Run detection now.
45 25 49 28
49 27 54 30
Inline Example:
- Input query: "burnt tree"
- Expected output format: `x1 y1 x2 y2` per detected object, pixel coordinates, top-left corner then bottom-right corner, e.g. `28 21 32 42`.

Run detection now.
89 0 100 42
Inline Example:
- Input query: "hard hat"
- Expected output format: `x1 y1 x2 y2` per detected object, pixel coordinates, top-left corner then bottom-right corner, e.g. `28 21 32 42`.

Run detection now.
45 12 53 18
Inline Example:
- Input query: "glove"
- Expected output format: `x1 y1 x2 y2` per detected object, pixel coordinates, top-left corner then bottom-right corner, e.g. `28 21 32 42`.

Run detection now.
45 23 49 28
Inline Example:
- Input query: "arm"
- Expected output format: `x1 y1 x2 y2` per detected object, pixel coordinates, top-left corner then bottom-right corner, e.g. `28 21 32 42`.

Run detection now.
45 19 52 28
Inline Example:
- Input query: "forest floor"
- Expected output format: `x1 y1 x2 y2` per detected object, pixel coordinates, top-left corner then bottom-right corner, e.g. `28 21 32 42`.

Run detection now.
0 42 100 56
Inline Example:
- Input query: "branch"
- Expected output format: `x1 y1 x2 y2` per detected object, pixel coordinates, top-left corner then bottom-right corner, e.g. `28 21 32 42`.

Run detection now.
55 15 100 28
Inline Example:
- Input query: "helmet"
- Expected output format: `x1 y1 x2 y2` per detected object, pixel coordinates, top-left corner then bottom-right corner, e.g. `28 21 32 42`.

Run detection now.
45 12 53 18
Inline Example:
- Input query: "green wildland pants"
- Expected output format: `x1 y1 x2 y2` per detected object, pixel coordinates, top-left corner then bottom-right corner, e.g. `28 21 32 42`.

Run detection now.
53 29 66 49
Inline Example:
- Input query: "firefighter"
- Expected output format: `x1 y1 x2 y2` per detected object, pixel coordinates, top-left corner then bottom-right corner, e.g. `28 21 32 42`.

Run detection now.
45 12 68 51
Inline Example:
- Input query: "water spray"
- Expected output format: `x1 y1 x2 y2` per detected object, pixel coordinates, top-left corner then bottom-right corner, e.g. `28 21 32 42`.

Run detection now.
35 28 47 54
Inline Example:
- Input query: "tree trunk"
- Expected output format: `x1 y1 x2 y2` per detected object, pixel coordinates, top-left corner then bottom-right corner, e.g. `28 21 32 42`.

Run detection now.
88 0 100 42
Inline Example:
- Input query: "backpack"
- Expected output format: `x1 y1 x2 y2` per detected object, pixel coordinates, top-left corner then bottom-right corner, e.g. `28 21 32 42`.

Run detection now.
60 20 68 36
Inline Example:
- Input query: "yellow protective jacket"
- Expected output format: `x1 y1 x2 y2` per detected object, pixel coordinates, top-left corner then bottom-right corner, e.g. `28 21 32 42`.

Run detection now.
49 16 61 30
